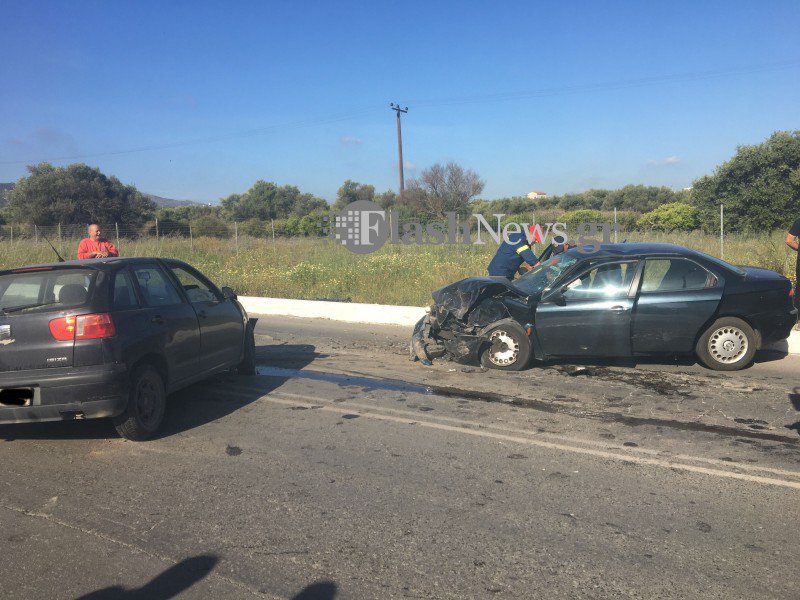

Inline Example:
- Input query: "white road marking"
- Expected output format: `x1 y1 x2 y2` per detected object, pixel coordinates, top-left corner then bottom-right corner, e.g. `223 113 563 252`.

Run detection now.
230 389 800 491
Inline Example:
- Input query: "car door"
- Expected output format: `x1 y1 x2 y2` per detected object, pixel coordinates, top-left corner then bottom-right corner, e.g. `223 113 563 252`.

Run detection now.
631 257 723 354
535 260 639 357
165 263 244 372
128 263 201 387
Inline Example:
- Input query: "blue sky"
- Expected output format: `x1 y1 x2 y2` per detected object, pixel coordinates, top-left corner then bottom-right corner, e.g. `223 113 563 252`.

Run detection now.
1 0 798 203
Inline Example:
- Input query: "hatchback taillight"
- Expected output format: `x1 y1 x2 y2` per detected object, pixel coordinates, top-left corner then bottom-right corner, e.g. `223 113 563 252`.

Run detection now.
49 314 116 341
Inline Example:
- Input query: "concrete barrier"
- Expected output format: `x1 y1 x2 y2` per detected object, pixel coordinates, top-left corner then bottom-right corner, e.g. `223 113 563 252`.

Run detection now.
240 296 800 354
239 296 427 327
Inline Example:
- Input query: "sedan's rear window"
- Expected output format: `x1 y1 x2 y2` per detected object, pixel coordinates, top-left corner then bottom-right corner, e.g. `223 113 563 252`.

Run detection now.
0 269 97 313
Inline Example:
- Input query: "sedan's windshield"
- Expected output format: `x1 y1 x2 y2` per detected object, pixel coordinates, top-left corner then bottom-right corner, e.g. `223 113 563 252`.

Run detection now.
513 254 580 296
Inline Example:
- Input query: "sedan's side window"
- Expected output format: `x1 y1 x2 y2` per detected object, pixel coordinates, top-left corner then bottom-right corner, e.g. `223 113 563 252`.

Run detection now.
563 262 637 300
641 259 710 293
131 265 183 307
169 266 221 304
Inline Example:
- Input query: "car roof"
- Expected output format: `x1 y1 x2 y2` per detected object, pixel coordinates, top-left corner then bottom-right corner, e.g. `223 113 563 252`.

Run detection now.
0 256 190 275
564 242 707 260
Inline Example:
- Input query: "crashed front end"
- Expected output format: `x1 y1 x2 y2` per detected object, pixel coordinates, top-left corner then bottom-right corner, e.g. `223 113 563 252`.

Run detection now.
411 277 527 365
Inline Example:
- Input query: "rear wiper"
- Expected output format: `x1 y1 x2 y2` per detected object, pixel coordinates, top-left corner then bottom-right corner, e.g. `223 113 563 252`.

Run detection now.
2 301 60 314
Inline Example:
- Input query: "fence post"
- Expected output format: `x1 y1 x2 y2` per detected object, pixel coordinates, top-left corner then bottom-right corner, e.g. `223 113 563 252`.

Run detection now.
189 221 193 253
10 225 12 245
155 218 159 243
34 224 38 244
720 203 724 259
115 222 120 253
58 223 62 255
613 207 618 243
234 221 239 256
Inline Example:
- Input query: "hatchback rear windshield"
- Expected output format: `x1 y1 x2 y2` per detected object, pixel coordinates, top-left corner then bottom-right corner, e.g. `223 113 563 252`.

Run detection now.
0 268 97 313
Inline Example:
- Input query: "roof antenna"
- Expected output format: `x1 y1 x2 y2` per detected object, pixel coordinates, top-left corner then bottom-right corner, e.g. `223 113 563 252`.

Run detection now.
37 226 65 262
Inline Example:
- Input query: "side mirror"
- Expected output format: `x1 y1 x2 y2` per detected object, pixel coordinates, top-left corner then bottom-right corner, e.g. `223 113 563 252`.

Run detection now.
221 286 237 300
545 286 567 305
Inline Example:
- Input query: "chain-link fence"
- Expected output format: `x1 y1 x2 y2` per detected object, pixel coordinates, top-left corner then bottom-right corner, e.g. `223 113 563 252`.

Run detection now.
0 219 299 258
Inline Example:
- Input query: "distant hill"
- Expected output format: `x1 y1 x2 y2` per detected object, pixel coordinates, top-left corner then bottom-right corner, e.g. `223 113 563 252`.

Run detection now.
147 194 203 207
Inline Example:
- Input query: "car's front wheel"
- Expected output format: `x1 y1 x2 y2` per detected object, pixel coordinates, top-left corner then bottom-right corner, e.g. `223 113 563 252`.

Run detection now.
479 322 531 371
113 364 166 441
695 317 757 371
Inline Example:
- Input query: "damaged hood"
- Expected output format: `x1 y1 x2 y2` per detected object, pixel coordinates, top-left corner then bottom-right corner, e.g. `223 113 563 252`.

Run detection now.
431 277 527 321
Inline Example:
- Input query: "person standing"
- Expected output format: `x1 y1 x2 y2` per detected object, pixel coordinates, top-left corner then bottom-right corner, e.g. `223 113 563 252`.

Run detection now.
77 224 119 259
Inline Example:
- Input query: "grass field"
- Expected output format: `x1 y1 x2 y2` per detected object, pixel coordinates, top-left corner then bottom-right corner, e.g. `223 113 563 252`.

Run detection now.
0 231 795 306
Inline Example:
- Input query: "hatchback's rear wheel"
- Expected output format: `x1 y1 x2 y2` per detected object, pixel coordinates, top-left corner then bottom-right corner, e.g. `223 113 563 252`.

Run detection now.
479 323 531 371
695 317 756 371
113 365 166 441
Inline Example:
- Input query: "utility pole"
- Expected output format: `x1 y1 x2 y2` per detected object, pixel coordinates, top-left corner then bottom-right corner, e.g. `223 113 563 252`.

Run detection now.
389 103 408 201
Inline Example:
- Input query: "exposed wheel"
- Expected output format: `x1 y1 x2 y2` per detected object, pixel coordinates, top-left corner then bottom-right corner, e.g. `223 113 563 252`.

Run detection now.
695 317 757 371
237 323 256 376
479 322 531 371
113 365 166 441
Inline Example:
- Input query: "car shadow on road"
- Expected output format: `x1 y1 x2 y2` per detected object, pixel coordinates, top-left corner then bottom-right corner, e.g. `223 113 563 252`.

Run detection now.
539 347 788 371
155 343 322 439
0 343 322 442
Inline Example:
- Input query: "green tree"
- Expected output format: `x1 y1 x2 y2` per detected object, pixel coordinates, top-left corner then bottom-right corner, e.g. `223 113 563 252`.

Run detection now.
5 162 155 226
636 202 700 232
333 180 375 210
375 190 398 211
222 180 327 221
691 131 800 232
400 162 485 219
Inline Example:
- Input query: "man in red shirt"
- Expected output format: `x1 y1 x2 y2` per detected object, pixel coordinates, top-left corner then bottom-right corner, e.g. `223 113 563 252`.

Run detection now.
77 224 119 260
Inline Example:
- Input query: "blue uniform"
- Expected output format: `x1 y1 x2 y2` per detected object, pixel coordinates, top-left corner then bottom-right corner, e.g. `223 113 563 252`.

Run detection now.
487 231 539 279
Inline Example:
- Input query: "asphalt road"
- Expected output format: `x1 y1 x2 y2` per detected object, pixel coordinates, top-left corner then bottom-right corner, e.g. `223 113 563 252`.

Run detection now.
1 316 799 599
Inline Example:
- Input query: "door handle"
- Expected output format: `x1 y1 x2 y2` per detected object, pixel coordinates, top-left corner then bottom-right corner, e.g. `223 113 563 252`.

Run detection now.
151 315 165 325
609 305 628 312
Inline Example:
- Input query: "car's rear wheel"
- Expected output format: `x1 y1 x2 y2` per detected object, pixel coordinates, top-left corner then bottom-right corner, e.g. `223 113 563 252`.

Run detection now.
479 322 531 371
695 317 757 371
113 365 166 441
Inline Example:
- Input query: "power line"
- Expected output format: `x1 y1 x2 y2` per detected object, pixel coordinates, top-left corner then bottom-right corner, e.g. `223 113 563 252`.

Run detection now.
2 59 797 166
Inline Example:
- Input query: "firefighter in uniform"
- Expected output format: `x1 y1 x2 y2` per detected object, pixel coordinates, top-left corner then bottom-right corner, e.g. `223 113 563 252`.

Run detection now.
487 225 541 280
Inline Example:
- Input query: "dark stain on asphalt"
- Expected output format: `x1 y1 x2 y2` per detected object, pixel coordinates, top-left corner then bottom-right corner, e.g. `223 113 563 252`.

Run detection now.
418 406 434 412
425 384 799 445
599 433 616 440
547 472 570 480
735 418 768 425
623 441 639 447
696 522 712 533
507 453 527 459
744 544 766 552
554 365 695 398
225 445 242 456
341 414 360 420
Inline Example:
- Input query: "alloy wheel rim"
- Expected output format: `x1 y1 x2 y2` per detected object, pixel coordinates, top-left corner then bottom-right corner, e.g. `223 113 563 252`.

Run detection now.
708 326 748 363
488 331 519 366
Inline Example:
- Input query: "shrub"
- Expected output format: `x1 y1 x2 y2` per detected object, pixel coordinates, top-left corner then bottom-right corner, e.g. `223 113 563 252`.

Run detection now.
637 202 700 232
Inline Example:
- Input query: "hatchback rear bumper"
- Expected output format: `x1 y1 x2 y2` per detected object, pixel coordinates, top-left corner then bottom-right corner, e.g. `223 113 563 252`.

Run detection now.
0 364 129 424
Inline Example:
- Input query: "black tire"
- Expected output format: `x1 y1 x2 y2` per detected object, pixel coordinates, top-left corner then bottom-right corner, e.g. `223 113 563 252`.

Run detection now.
695 317 757 371
479 322 532 371
237 324 256 376
113 365 166 441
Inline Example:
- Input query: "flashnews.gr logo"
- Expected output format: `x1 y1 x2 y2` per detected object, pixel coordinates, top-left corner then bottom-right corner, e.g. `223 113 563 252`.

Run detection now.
323 200 618 254
322 200 389 254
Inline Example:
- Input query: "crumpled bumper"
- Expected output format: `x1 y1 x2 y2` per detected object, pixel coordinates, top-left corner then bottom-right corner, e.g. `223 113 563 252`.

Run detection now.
410 314 486 366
